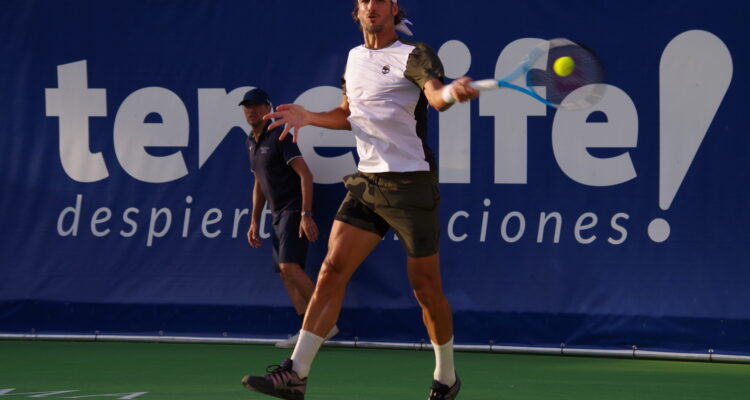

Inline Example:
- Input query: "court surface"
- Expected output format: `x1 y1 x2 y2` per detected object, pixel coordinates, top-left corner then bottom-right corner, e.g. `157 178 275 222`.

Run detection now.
1 340 748 400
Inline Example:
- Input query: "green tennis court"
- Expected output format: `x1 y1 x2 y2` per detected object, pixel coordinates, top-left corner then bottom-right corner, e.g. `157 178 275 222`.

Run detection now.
1 340 748 399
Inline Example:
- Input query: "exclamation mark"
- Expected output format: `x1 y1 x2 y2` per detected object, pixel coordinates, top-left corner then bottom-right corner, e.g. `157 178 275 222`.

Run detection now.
649 30 733 242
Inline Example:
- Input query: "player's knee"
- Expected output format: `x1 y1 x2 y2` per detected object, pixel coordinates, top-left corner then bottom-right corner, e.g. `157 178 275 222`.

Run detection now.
317 258 347 288
412 284 443 309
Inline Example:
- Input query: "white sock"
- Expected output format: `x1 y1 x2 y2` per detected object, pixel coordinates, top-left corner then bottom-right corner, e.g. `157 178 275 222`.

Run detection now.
432 337 456 386
290 330 325 378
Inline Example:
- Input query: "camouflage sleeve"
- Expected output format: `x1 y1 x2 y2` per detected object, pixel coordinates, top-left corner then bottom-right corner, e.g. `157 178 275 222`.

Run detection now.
404 41 445 89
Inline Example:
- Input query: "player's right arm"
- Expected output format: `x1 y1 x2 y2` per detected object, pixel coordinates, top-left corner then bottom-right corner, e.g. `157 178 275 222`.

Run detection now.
247 174 265 248
264 95 351 142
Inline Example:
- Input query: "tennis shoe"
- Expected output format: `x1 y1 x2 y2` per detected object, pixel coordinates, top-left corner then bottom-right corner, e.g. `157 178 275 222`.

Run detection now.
241 359 306 400
428 373 461 400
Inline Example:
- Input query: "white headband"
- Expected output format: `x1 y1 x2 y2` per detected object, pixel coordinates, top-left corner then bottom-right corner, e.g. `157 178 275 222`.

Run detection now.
395 18 413 36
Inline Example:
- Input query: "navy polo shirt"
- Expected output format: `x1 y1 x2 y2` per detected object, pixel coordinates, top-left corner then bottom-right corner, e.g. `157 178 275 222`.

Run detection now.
247 121 303 216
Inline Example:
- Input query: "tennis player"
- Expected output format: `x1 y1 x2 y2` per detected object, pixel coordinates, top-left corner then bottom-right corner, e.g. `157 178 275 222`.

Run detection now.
241 1 478 399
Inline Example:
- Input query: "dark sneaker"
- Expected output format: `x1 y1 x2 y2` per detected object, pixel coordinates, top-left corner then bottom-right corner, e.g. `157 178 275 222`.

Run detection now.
241 359 306 400
428 373 461 400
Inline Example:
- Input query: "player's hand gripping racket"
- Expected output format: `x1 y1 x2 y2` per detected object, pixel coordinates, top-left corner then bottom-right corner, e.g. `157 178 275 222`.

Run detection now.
443 38 605 110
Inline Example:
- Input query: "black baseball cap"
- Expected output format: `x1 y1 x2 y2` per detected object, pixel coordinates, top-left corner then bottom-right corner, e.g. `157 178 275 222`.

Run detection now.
239 88 271 106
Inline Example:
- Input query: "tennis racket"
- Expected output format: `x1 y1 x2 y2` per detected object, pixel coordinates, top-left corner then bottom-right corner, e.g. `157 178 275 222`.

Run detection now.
443 38 606 110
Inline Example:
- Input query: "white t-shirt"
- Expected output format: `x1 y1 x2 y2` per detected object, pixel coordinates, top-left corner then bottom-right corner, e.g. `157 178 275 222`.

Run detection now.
343 38 444 173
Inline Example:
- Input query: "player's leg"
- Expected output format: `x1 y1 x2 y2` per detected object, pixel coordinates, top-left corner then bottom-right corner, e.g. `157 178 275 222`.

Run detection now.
300 220 381 337
407 253 453 345
407 253 461 399
372 171 461 399
242 221 380 398
277 262 340 349
292 182 390 343
278 209 342 345
368 171 450 343
242 190 387 399
289 220 380 380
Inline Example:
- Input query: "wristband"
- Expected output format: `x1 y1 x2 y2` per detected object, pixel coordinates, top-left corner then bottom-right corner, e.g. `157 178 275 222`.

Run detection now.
441 83 456 104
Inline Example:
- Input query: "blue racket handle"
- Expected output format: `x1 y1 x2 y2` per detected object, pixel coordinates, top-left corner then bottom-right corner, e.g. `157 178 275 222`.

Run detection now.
469 79 502 91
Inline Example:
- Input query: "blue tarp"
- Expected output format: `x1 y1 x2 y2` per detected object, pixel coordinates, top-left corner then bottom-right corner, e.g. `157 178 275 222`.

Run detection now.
1 0 748 355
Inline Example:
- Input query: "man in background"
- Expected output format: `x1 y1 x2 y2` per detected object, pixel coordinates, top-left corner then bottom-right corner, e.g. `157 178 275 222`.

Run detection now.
241 88 338 349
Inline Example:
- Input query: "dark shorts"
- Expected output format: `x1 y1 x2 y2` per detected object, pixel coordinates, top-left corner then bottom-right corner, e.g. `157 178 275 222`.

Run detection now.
272 211 308 272
335 170 440 258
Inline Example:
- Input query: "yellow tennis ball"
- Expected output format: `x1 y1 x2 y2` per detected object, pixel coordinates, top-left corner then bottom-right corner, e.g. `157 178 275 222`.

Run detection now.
553 56 575 77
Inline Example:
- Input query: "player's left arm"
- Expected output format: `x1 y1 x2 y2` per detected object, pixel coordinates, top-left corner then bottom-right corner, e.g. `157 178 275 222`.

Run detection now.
289 157 319 242
424 77 479 112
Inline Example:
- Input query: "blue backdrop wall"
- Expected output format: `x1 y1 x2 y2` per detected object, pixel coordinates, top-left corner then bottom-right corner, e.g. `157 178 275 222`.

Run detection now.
1 0 748 355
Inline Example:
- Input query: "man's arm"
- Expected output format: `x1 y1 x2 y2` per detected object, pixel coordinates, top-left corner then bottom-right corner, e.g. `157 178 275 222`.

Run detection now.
264 95 351 142
289 157 319 242
423 77 480 112
247 174 265 248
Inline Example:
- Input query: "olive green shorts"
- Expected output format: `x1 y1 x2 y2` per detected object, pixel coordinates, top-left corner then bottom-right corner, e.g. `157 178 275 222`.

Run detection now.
334 170 440 258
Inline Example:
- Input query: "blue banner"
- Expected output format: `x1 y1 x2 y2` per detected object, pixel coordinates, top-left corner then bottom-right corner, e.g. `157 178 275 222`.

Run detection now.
1 0 748 355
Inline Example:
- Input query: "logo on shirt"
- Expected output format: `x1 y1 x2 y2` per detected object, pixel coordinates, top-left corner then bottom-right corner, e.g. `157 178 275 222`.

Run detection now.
381 65 391 75
260 146 271 154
